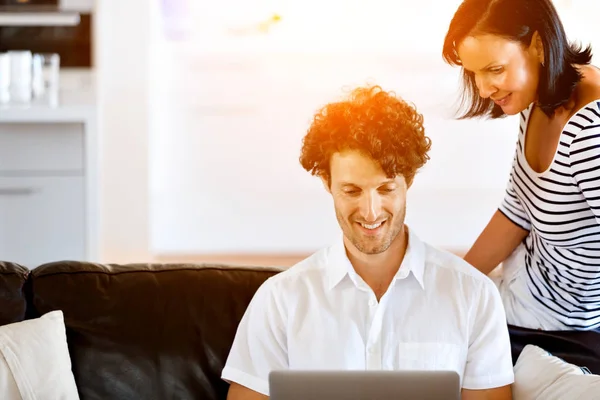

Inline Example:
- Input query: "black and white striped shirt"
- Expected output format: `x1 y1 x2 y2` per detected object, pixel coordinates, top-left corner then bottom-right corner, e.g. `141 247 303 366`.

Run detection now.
499 100 600 330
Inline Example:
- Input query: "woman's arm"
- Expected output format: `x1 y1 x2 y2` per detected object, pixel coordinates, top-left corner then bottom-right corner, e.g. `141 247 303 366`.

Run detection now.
464 210 529 276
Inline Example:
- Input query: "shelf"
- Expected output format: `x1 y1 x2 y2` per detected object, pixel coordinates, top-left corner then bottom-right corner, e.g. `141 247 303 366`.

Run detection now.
0 8 80 26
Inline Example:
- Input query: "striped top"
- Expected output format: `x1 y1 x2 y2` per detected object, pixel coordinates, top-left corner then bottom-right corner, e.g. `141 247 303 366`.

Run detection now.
499 99 600 331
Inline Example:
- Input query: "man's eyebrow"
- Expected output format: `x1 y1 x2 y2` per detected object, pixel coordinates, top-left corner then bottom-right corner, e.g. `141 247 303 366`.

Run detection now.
339 180 396 187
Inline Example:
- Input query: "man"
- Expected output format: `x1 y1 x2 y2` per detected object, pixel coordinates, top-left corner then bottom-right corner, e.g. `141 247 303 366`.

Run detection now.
222 85 514 400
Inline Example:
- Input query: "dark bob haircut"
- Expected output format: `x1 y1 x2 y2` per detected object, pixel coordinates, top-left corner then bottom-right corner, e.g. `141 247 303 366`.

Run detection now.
299 85 431 186
442 0 593 119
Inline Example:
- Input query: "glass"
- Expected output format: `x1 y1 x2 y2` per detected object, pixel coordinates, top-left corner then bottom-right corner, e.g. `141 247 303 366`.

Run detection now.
32 52 60 104
0 53 9 104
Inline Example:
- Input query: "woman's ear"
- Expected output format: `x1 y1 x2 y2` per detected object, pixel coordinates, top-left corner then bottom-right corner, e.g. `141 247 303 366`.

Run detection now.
531 31 545 66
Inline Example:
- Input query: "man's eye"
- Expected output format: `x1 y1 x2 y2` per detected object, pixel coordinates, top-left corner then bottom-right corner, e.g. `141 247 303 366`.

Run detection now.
344 190 359 195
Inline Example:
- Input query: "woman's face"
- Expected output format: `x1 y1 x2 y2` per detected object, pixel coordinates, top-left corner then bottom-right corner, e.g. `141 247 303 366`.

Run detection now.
456 33 543 115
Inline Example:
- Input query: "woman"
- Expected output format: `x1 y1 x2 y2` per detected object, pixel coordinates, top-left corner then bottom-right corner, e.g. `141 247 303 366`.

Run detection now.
442 0 600 331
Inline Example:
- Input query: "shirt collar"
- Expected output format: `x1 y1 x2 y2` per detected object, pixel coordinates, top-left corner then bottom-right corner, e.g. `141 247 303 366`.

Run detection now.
396 226 426 290
325 237 356 290
325 226 426 291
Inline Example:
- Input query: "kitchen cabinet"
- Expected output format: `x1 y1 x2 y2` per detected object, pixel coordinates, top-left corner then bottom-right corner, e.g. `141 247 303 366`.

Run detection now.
0 104 97 268
0 176 85 266
0 124 84 171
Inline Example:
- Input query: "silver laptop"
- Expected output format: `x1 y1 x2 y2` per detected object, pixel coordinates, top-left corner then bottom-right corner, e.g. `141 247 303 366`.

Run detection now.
269 370 461 400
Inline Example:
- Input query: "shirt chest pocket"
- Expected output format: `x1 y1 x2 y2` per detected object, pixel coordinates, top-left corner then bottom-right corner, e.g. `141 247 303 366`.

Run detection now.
394 342 463 372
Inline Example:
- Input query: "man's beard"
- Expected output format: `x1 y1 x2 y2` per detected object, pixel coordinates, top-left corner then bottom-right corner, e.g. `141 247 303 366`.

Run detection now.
335 207 405 255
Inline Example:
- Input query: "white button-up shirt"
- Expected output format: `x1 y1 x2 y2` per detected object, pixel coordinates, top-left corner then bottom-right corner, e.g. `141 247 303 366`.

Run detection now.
222 227 515 396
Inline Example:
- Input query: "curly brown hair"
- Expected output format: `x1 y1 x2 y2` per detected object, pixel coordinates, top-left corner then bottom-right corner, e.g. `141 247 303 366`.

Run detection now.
299 85 432 186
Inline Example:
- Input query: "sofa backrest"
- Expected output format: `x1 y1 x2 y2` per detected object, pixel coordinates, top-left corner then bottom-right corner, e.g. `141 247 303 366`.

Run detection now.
27 261 281 400
0 260 598 400
0 261 29 325
508 323 600 374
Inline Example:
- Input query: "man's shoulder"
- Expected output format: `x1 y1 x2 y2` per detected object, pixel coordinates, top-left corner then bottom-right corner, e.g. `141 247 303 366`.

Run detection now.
261 247 330 291
422 242 495 289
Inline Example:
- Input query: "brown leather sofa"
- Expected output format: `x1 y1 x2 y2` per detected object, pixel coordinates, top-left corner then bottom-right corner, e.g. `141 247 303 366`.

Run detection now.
1 260 600 400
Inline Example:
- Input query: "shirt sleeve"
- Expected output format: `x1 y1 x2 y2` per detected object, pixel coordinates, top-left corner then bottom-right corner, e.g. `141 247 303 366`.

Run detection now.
498 150 532 231
221 277 287 396
570 120 600 225
463 279 515 390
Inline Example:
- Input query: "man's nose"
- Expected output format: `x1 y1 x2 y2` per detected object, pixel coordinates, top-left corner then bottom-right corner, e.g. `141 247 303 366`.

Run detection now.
359 192 381 222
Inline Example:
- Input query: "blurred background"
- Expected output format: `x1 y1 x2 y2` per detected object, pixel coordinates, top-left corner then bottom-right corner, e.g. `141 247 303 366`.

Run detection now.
0 0 597 268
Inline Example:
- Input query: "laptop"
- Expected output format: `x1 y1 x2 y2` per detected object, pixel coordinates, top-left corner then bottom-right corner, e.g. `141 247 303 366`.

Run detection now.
269 370 461 400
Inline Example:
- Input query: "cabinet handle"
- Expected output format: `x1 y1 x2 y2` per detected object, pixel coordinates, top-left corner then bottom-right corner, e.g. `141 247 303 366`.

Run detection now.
0 188 37 196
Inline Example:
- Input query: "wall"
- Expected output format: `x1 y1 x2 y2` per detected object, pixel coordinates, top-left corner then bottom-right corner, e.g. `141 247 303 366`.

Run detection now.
95 0 151 262
96 0 600 262
147 1 520 257
149 49 520 256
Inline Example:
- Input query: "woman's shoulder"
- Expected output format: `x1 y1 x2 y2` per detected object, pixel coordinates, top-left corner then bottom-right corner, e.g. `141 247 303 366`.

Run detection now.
575 65 600 117
567 66 600 134
568 91 600 153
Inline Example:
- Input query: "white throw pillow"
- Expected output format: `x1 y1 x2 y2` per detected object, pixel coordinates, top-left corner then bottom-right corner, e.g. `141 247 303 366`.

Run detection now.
0 310 80 400
514 344 600 400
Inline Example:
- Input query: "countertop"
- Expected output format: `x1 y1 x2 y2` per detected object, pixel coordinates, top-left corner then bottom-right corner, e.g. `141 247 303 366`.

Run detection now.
0 69 96 124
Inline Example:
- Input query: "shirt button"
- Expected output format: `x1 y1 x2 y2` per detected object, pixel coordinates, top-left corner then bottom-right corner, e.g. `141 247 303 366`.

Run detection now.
369 299 377 307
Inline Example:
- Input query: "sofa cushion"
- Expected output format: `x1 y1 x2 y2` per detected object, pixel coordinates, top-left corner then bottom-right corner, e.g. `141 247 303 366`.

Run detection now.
28 261 281 400
513 344 600 399
0 310 80 399
0 262 29 326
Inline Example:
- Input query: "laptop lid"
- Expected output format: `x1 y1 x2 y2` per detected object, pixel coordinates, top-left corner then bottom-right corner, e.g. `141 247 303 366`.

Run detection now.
269 370 461 400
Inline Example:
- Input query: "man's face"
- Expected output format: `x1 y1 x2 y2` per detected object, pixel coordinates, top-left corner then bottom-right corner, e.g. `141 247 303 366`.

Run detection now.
325 149 408 255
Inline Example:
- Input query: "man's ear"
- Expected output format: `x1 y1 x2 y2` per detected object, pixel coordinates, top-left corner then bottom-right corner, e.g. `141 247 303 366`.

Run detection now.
405 175 413 189
320 175 331 194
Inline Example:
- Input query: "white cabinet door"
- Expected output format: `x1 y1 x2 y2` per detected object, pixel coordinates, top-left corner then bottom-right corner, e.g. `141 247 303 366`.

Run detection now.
0 124 84 172
0 176 85 268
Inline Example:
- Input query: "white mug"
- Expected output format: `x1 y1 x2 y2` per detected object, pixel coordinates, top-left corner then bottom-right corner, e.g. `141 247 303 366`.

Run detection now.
8 50 32 103
0 53 9 104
